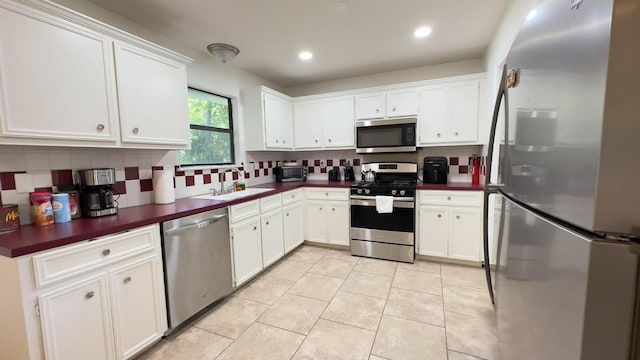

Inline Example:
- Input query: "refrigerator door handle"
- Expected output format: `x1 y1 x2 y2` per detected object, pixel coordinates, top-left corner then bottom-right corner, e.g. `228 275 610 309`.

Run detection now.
483 64 509 305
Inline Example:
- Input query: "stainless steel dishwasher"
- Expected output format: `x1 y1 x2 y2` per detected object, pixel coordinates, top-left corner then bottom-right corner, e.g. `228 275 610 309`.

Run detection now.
161 208 233 331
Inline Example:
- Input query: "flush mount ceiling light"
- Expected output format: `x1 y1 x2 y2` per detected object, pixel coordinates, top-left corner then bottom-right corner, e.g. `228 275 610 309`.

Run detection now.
299 51 313 61
526 9 537 21
332 0 349 12
206 43 239 63
414 26 433 38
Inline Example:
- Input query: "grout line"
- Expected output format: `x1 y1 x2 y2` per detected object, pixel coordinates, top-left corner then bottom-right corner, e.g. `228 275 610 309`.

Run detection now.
367 261 396 359
441 260 450 360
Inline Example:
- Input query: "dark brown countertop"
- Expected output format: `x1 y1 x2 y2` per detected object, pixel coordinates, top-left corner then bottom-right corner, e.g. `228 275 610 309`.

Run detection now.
416 182 484 191
0 180 356 258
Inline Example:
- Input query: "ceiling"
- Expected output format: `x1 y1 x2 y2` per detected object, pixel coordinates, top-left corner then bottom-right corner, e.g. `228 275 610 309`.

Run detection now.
87 0 509 87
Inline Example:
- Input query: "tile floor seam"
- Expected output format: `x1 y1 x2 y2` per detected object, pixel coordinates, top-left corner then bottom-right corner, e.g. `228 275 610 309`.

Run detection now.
350 268 394 279
448 349 490 360
191 325 237 342
254 318 313 337
441 260 450 359
368 262 395 359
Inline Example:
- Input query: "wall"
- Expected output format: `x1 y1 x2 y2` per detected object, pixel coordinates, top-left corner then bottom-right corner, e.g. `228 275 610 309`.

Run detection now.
285 59 484 97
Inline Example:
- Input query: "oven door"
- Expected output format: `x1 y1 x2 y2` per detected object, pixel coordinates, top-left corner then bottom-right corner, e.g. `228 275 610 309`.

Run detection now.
356 118 416 154
350 197 415 245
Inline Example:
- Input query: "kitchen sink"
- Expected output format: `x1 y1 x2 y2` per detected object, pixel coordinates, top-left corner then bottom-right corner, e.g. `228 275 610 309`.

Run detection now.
192 188 274 201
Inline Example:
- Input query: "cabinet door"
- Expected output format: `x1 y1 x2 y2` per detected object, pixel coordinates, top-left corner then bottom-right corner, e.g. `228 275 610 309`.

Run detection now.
114 43 189 146
323 96 355 148
264 93 290 148
279 100 294 149
39 274 114 360
355 92 385 119
448 207 481 261
418 206 448 257
386 89 418 117
0 5 118 142
231 218 263 286
448 81 479 142
110 256 166 360
418 86 448 144
326 202 350 246
283 203 304 253
261 210 284 267
306 201 328 243
293 101 323 149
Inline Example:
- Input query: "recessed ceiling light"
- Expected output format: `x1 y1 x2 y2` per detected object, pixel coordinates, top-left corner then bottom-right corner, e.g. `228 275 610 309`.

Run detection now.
527 9 537 21
332 0 349 12
414 26 432 39
299 51 313 61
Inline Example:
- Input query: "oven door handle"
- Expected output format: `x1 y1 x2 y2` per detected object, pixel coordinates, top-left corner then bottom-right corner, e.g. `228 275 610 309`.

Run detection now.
350 195 414 201
350 198 415 209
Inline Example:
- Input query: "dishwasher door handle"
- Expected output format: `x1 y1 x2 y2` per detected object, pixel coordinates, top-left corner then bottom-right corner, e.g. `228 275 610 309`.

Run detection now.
164 214 229 234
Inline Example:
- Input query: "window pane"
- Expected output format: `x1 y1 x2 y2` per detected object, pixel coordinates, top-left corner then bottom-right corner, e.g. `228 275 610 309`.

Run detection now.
187 88 230 129
180 130 232 165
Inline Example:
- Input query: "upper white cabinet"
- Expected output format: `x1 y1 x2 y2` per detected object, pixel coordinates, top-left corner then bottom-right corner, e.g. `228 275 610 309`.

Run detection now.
293 95 354 150
356 90 418 120
0 0 192 149
243 87 294 150
114 43 189 147
418 80 480 145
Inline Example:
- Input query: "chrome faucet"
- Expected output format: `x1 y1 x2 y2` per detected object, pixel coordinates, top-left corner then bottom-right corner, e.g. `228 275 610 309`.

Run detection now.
212 167 242 195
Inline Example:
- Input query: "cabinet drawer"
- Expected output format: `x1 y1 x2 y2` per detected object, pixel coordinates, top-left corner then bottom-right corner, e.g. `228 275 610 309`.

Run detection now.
260 194 282 212
282 189 303 205
229 200 260 223
306 188 349 201
419 191 482 206
32 225 158 288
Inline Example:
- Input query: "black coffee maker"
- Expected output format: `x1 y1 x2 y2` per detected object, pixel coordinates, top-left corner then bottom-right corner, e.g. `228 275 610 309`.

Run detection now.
78 168 118 217
423 157 448 184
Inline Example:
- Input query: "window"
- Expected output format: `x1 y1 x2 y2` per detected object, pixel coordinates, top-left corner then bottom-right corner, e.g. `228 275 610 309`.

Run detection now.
180 88 234 166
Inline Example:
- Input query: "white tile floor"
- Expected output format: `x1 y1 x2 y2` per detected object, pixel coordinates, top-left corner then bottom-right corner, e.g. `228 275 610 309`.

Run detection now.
137 245 497 360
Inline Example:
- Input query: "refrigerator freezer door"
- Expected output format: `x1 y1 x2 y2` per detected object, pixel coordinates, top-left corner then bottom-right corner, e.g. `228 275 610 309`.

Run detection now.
503 0 614 230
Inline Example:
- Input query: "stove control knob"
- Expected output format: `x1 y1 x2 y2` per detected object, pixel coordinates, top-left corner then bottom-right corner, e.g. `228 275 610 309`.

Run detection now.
357 189 363 195
400 190 406 196
364 189 371 195
391 190 397 196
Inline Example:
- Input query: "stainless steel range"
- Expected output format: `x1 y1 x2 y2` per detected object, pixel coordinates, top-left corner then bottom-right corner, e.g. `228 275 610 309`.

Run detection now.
350 162 417 263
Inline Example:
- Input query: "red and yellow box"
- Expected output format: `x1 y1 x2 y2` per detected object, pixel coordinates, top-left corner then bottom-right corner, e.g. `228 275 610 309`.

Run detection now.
0 204 20 233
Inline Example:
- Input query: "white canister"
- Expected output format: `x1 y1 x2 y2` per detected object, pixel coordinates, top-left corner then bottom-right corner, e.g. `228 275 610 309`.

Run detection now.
153 170 175 204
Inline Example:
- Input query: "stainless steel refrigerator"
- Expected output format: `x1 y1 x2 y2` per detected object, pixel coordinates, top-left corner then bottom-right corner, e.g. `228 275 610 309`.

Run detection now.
483 0 640 359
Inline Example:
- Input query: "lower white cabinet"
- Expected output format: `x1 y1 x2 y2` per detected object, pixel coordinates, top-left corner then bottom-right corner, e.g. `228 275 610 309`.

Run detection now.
417 191 483 261
326 202 350 246
0 224 167 360
261 209 284 267
283 202 304 253
305 188 350 246
230 217 263 287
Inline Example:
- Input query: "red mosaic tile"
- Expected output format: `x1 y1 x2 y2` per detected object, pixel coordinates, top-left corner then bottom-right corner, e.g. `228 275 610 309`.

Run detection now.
327 159 333 166
140 179 153 192
353 159 361 166
0 172 16 190
185 176 195 187
111 181 126 195
320 167 327 174
302 160 309 166
255 170 260 177
232 172 239 180
308 167 315 173
195 170 203 175
259 161 264 169
268 161 273 168
203 174 212 184
125 167 139 180
51 169 73 186
175 170 185 176
458 165 469 174
244 172 251 179
239 166 244 171
340 159 346 166
449 157 459 165
314 160 321 166
263 169 268 176
152 166 163 171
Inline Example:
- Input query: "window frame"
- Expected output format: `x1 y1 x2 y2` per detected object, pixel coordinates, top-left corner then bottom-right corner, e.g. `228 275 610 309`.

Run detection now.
181 87 235 167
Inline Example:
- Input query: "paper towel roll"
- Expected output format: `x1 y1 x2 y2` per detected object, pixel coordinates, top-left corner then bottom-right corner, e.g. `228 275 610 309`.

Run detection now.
153 170 175 204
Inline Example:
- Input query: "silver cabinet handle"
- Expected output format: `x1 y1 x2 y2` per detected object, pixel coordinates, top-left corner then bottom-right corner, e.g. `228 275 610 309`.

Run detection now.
437 214 442 218
437 133 441 137
85 291 94 299
132 127 139 134
315 139 318 143
123 276 131 284
253 226 257 231
102 249 111 256
328 138 332 142
96 124 105 131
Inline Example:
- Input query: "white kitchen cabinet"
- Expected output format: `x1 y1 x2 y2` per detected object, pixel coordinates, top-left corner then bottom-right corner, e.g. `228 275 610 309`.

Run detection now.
242 87 294 150
293 96 354 150
39 274 114 360
261 209 284 267
283 202 304 253
417 191 483 262
0 2 118 143
355 92 386 119
230 218 263 287
326 202 350 246
418 80 480 145
306 201 328 243
386 89 419 118
305 188 350 245
114 43 190 147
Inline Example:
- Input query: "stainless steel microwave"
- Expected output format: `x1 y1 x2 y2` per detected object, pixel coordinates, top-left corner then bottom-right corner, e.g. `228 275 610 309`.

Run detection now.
356 118 417 154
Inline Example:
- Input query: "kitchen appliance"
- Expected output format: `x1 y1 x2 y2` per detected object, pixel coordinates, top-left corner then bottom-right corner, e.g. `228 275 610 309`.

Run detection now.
350 162 417 263
422 157 448 184
78 168 118 218
344 161 356 181
161 208 233 331
274 165 307 182
356 118 416 154
328 168 340 181
484 1 640 358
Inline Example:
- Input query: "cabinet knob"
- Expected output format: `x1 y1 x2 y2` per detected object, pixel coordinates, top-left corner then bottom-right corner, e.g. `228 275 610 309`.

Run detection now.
437 133 441 137
315 139 318 143
85 291 95 299
332 208 335 211
392 107 396 112
454 132 459 136
96 124 105 131
328 138 332 143
283 140 286 144
275 139 279 144
437 214 442 218
132 127 139 134
447 196 451 200
375 109 380 113
253 226 257 231
286 213 290 217
319 207 323 211
325 192 328 196
456 215 461 219
123 276 132 284
102 249 111 256
266 221 270 225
